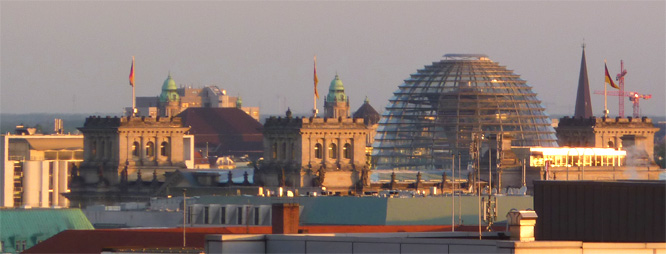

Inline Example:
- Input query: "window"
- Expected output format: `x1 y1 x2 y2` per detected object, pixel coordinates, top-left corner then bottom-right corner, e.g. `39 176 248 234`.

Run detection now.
132 141 140 158
186 206 192 224
329 143 337 159
220 207 226 224
290 143 295 161
254 207 260 225
343 143 352 159
281 143 287 160
145 142 155 157
204 206 210 224
272 143 278 159
237 207 244 224
160 141 170 157
91 140 97 157
314 143 323 159
100 141 105 159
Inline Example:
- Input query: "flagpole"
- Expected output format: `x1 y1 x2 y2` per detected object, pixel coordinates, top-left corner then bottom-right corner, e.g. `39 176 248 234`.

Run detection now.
132 82 136 116
604 80 608 118
130 56 137 117
603 59 609 118
313 55 319 118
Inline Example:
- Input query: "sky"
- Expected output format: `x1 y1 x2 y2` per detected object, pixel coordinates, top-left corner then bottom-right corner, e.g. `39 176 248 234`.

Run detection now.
1 1 664 118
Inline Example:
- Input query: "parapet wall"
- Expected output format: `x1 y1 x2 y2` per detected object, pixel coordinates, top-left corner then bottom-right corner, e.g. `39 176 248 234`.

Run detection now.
82 116 183 128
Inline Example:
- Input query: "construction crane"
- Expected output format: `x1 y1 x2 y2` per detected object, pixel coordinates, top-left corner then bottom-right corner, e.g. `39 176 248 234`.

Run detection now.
628 92 652 118
594 60 633 118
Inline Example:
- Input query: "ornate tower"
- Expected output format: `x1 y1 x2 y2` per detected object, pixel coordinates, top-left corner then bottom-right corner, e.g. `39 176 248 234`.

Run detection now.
159 73 181 117
574 45 593 118
324 74 350 118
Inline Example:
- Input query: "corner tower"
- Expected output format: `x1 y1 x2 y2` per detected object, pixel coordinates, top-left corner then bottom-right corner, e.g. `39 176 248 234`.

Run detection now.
324 74 350 118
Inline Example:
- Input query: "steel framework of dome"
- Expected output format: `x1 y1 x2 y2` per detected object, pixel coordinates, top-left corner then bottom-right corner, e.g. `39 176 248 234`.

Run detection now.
372 54 558 170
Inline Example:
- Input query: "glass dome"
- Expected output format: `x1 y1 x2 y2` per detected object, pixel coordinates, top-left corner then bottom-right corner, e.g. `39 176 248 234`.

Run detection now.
372 54 558 170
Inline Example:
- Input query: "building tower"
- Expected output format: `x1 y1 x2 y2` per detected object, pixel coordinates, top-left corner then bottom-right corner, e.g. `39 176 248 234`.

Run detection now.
66 116 192 206
574 45 593 119
256 75 370 194
324 74 350 119
159 74 181 117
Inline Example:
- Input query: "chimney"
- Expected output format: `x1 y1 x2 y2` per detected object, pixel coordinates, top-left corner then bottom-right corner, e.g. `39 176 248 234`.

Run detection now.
506 209 538 242
271 203 299 234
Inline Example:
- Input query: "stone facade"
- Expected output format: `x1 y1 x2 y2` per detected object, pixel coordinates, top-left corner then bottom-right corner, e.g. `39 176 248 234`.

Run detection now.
556 116 658 165
255 115 370 193
67 116 192 206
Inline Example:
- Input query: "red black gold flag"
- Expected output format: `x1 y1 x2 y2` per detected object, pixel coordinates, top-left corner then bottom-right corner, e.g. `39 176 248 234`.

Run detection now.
604 61 618 89
129 56 135 87
314 56 319 99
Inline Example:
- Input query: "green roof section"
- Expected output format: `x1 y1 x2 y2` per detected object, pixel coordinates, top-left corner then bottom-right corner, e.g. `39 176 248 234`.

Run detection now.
0 208 93 253
160 73 180 102
326 74 348 102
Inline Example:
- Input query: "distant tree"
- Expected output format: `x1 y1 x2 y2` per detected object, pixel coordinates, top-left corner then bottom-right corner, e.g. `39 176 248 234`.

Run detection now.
34 124 46 134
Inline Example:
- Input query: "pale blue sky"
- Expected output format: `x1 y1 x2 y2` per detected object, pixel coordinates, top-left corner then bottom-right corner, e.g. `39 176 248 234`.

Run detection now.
1 1 664 118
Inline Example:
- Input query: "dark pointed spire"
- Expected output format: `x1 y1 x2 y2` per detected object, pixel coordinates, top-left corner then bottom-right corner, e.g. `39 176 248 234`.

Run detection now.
574 45 593 118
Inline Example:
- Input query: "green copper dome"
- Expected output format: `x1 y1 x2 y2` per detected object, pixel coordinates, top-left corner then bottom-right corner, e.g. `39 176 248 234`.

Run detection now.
159 73 180 103
327 74 347 102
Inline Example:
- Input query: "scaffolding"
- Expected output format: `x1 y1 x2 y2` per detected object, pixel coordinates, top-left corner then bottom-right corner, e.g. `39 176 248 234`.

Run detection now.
373 54 558 170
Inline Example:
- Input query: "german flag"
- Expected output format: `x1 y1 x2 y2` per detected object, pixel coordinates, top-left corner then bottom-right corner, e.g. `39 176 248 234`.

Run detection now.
605 61 618 89
314 55 319 99
129 56 135 87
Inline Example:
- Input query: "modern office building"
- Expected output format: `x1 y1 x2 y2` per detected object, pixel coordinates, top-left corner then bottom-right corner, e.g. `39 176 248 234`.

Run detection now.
372 54 558 171
1 131 83 208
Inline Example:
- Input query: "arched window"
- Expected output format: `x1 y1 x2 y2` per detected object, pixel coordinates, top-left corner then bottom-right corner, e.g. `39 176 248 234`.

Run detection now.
132 141 140 158
314 143 323 159
328 143 337 159
91 140 97 157
343 143 352 159
290 143 295 161
281 143 287 160
146 142 155 157
272 143 278 159
160 141 170 157
99 141 105 159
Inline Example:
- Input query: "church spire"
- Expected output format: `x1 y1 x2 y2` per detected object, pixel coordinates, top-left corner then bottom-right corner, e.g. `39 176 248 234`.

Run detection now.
574 45 593 118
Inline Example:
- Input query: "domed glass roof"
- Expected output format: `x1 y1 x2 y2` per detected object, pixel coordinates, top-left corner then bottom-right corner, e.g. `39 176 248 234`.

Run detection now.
372 54 558 170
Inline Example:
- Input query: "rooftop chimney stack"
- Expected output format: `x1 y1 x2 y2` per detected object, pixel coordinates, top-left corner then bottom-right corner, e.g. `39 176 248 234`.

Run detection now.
506 209 538 242
271 203 299 234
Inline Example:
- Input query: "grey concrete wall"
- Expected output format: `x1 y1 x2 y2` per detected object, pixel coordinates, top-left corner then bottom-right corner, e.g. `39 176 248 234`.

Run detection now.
206 234 666 254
